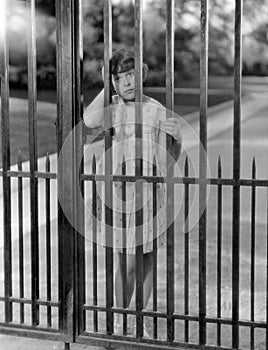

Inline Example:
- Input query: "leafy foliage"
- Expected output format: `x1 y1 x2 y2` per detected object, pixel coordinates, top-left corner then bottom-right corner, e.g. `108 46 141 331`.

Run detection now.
9 0 268 88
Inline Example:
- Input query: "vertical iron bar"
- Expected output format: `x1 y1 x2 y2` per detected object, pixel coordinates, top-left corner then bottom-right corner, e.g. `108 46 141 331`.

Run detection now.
217 157 222 346
103 0 113 335
18 152 24 324
56 0 63 331
122 157 127 336
27 0 39 326
92 155 98 332
56 0 75 341
250 158 256 350
0 0 12 324
166 0 175 343
184 157 189 343
166 0 174 113
45 154 52 327
266 181 268 349
232 1 243 348
199 0 209 345
72 0 85 336
153 157 158 340
134 0 144 339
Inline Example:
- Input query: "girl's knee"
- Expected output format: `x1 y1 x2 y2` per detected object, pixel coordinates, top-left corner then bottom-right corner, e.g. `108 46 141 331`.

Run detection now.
126 255 136 276
127 262 135 276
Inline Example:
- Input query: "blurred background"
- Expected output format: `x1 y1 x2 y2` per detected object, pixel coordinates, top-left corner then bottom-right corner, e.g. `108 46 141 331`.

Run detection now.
8 0 268 91
3 0 268 165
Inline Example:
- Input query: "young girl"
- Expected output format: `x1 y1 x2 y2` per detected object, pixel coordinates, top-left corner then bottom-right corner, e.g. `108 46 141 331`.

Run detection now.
84 49 182 336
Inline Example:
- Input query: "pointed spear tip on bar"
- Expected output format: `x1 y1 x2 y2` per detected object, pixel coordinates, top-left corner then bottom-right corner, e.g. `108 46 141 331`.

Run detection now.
152 155 157 175
18 150 22 168
252 157 256 178
122 155 126 174
45 153 50 171
184 156 189 176
217 156 222 177
92 154 96 173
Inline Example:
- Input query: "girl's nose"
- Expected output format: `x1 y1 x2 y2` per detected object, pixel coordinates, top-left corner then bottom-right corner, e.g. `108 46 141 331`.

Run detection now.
123 76 131 85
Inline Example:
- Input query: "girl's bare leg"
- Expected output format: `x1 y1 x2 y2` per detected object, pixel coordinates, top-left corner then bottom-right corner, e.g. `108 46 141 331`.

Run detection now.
115 253 136 308
115 252 154 309
114 251 153 336
143 252 154 309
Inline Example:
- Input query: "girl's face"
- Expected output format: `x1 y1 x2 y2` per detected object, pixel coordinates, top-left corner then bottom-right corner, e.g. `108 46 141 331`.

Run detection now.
112 69 135 100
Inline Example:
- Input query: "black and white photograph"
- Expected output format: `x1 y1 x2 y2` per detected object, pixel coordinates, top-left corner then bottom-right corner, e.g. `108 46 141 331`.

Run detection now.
0 0 268 349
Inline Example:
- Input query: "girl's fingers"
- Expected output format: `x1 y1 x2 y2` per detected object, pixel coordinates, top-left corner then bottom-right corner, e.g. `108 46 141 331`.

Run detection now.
164 126 180 139
159 119 181 139
165 117 178 122
164 120 178 127
160 118 177 124
163 123 178 131
163 126 174 132
159 119 178 128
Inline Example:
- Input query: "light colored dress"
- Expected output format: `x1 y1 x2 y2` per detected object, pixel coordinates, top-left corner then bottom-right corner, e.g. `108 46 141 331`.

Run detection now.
96 95 167 254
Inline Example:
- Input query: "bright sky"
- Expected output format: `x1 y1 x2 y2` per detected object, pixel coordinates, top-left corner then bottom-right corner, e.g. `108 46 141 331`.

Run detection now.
0 0 6 37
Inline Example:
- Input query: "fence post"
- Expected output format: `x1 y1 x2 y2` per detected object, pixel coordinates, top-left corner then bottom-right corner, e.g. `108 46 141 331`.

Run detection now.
72 0 86 338
0 0 12 325
56 0 77 342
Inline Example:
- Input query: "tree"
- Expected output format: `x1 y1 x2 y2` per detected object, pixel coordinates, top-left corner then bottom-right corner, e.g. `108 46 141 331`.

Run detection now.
8 0 268 89
82 0 136 87
145 0 268 77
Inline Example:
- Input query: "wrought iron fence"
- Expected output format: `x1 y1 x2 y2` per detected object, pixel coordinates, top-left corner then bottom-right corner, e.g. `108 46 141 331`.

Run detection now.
0 0 267 349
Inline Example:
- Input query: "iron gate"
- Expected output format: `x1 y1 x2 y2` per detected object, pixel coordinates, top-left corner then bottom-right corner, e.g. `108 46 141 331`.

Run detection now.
0 0 268 349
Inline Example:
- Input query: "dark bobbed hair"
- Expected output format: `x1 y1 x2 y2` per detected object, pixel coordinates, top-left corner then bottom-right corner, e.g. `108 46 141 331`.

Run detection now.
110 48 148 80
